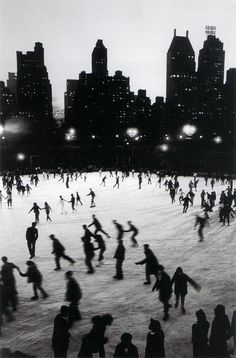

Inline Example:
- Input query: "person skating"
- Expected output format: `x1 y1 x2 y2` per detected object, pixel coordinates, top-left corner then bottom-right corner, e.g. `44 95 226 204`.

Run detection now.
0 190 6 208
50 234 75 270
25 184 32 196
112 220 125 241
76 192 83 206
82 224 95 240
88 215 110 238
100 176 107 187
6 189 12 208
0 279 14 335
87 188 96 207
66 175 69 189
94 235 106 266
192 309 210 358
26 222 38 259
113 176 120 189
145 318 165 358
1 256 20 312
113 332 139 358
113 239 125 280
194 213 209 241
152 265 172 321
183 195 191 213
42 202 52 221
68 194 76 212
135 244 159 284
59 195 67 215
52 305 71 358
171 267 201 314
19 261 48 300
28 202 42 223
169 187 176 204
81 237 95 274
138 173 142 189
124 221 139 247
65 271 82 326
200 190 206 208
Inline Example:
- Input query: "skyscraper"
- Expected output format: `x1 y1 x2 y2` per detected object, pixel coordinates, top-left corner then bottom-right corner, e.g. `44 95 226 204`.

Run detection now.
17 42 53 128
92 39 108 76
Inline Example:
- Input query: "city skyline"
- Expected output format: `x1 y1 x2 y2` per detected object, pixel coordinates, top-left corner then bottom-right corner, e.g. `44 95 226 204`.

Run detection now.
1 0 236 108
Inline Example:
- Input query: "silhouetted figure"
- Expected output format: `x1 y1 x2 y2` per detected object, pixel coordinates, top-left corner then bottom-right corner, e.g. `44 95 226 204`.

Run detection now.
152 265 172 321
169 187 176 204
100 176 107 187
28 202 42 223
209 304 232 357
68 194 76 212
192 309 210 358
43 202 52 221
113 220 125 241
82 237 95 274
65 271 82 326
26 222 38 259
1 257 20 311
0 280 14 335
200 190 206 208
113 240 125 280
76 192 83 206
145 318 165 358
183 195 191 213
135 244 159 284
138 173 142 189
50 234 75 270
94 235 106 266
171 267 201 314
124 221 139 247
66 175 69 189
26 184 32 196
114 332 139 358
194 213 208 241
82 224 95 240
88 215 110 238
87 188 96 207
59 195 67 215
20 261 48 300
231 310 236 353
6 190 12 208
52 305 71 358
113 176 120 189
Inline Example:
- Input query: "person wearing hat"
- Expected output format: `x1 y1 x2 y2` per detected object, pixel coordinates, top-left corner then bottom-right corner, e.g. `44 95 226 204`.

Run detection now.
52 305 71 358
50 235 75 271
25 222 38 259
192 309 210 358
145 318 165 357
152 265 172 321
113 239 125 280
135 244 159 285
113 332 139 357
65 271 82 326
19 261 48 300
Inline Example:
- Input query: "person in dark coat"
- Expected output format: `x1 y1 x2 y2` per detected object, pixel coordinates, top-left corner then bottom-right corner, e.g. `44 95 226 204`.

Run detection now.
28 203 42 223
88 215 110 238
231 310 236 353
94 235 106 266
19 261 48 300
26 222 38 259
87 188 96 207
183 195 191 213
82 225 95 240
192 309 210 358
82 237 95 274
52 305 71 358
135 244 159 285
50 235 75 270
1 256 20 311
78 314 113 358
152 265 172 321
194 213 208 242
113 220 125 241
124 221 139 247
0 280 14 335
209 304 232 357
171 267 201 314
200 190 206 208
113 240 125 280
113 332 139 358
65 271 82 326
145 318 165 358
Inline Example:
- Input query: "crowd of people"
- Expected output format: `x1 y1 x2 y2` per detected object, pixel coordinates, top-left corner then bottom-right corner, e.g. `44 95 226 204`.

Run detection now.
0 168 235 357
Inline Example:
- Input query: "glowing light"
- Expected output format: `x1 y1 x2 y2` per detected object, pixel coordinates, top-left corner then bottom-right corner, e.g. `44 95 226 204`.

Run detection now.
68 127 76 135
179 135 183 139
65 127 77 142
182 124 197 136
160 144 169 152
115 134 119 138
213 136 222 144
91 135 96 139
17 153 25 161
126 127 139 138
199 135 203 139
0 125 4 135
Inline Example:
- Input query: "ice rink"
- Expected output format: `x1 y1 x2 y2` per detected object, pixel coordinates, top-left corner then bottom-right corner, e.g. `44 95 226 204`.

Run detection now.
1 172 236 357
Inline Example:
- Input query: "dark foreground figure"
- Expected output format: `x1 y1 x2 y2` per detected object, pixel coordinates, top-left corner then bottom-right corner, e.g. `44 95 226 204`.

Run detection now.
52 305 71 358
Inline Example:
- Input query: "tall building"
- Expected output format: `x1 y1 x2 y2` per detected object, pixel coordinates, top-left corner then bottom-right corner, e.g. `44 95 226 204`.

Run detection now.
0 81 17 123
92 39 108 76
17 42 53 128
7 72 17 97
166 30 197 127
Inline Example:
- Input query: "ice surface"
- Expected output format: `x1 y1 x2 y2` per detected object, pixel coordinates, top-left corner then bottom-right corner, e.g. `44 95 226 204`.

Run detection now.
0 173 235 357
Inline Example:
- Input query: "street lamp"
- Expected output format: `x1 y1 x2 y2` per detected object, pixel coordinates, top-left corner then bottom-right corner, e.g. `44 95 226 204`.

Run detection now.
213 136 222 144
160 144 169 152
17 153 25 161
65 127 77 142
182 124 197 136
126 127 139 138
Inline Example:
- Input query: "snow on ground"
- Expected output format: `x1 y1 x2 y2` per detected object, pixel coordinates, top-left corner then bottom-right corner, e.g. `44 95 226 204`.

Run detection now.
1 172 236 357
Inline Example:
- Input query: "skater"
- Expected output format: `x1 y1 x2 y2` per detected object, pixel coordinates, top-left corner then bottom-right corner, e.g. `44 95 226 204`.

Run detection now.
28 202 42 223
50 234 75 270
183 194 191 213
6 189 12 208
59 195 67 215
112 220 125 241
42 202 52 221
76 192 83 206
100 176 107 187
192 309 210 358
210 178 215 190
113 176 120 189
200 190 206 208
209 304 232 357
65 271 82 326
152 265 172 321
94 234 106 266
66 175 69 189
82 224 95 240
113 239 125 280
188 190 195 206
26 184 32 196
81 237 95 274
171 267 201 314
145 318 165 358
135 244 159 284
124 221 139 247
26 222 38 259
68 194 76 212
138 173 142 189
178 189 184 203
19 261 48 300
88 214 110 238
0 190 6 208
1 256 20 311
52 305 71 358
114 333 139 358
87 188 96 207
0 280 14 335
194 213 209 241
169 187 176 204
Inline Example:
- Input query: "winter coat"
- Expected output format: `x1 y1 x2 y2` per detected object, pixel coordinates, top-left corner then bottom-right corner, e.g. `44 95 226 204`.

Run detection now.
26 227 38 241
52 239 65 256
171 273 199 296
66 278 82 303
114 342 139 357
192 320 209 357
145 330 165 357
137 249 159 274
84 241 95 259
21 265 42 284
52 314 71 352
114 242 125 260
209 315 231 357
152 272 172 302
